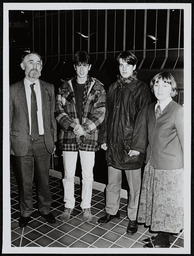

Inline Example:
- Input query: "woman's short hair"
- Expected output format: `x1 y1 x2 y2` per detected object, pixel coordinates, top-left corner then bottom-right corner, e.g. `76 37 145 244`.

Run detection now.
150 71 178 97
116 51 138 66
73 51 90 65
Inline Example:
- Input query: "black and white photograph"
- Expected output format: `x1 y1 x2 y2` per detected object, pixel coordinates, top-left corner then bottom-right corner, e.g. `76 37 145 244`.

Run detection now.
2 2 191 254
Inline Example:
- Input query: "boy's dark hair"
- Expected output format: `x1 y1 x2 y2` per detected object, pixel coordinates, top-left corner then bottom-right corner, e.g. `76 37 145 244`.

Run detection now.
116 51 138 66
73 51 90 65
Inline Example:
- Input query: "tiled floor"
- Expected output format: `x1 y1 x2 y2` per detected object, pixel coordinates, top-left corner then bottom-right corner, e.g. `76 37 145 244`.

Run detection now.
10 169 184 249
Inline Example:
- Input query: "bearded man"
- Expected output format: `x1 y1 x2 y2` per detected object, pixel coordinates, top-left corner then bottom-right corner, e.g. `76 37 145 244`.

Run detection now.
10 52 57 227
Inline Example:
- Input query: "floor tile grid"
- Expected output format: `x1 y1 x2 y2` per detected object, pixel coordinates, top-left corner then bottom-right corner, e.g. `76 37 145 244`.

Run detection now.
87 191 163 248
90 202 147 248
101 206 184 248
12 209 126 247
65 211 133 248
11 197 174 247
11 210 184 249
11 206 181 248
50 177 184 249
60 196 148 249
52 190 133 248
11 213 85 247
10 173 184 248
11 181 143 248
11 182 101 247
52 198 108 248
56 215 139 248
10 176 57 246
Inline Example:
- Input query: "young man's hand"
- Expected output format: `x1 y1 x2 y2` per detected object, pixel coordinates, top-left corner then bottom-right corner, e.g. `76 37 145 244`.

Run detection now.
101 143 107 150
128 150 140 157
73 124 86 136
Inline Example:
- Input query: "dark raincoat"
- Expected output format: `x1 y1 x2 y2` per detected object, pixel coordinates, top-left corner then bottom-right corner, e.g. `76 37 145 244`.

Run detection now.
102 76 152 170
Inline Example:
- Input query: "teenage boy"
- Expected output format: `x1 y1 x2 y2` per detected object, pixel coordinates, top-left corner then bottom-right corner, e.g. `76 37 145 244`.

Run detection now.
97 51 152 234
55 51 106 222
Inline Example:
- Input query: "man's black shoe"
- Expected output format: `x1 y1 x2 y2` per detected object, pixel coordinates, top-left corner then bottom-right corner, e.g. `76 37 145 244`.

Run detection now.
19 216 31 227
126 219 138 234
97 211 120 223
41 212 56 223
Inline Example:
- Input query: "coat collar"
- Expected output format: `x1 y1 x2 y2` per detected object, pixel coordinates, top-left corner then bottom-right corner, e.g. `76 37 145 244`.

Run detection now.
116 75 137 91
18 80 28 120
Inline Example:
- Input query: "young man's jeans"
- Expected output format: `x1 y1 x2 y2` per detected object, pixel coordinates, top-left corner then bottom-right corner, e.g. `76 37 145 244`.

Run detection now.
62 150 95 209
105 166 141 221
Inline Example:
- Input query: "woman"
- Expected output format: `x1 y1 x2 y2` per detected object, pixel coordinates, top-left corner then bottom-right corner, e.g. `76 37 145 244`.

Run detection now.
137 72 184 248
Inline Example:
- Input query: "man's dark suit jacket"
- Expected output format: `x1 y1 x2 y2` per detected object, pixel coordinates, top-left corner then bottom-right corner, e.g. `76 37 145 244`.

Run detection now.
10 79 56 156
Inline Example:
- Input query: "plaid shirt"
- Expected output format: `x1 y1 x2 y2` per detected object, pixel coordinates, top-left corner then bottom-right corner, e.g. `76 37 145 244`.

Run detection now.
55 76 106 151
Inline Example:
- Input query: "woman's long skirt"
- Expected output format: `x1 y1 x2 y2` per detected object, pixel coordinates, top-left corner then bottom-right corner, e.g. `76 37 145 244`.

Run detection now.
137 162 184 234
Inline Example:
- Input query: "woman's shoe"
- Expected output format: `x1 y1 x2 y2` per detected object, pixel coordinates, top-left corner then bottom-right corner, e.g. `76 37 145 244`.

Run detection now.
143 239 170 248
142 235 157 244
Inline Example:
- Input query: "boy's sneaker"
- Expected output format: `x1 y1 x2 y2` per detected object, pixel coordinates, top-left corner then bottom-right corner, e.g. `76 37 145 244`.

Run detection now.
60 208 73 221
83 208 93 222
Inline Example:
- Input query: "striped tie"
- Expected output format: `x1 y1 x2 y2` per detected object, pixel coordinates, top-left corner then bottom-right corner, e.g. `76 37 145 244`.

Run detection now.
155 104 162 119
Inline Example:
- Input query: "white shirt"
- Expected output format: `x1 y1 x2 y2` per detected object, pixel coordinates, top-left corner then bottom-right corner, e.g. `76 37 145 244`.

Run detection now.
155 97 172 112
24 78 44 135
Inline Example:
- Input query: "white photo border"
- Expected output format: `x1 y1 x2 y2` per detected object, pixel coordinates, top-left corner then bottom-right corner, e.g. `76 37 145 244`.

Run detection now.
3 2 191 254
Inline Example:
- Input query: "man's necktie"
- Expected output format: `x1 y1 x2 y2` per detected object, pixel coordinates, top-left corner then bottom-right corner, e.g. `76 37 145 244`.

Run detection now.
155 104 162 119
30 83 39 138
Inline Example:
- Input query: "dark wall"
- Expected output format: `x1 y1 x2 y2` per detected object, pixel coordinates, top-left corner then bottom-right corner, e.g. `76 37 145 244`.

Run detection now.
9 9 184 189
53 66 183 189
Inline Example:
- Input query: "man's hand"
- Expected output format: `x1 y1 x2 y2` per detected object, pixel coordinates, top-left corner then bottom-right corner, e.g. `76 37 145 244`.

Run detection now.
52 144 57 154
128 150 140 157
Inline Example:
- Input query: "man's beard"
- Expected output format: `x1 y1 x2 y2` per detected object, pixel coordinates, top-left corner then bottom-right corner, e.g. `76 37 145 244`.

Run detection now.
28 69 41 79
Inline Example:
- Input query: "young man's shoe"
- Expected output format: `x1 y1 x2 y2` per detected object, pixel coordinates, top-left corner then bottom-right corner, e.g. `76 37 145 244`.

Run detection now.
126 219 138 234
97 211 120 223
60 208 73 221
83 208 93 222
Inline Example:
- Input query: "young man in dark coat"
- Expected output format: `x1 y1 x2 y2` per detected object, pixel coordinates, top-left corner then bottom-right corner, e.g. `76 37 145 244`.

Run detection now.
97 51 152 235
